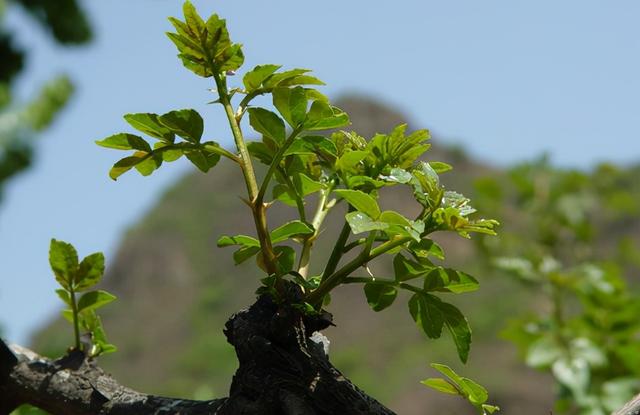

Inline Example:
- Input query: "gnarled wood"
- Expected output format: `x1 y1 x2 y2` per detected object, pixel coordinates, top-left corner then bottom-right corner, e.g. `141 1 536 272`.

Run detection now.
0 341 225 415
614 393 640 415
0 292 394 415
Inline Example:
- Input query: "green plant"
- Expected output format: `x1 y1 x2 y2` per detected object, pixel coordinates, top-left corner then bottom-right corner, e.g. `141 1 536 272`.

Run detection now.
49 239 116 357
96 1 497 365
422 363 499 414
474 158 640 414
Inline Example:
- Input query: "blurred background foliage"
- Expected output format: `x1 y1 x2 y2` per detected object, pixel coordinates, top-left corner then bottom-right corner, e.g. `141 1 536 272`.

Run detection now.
3 0 90 412
474 158 640 414
0 0 90 200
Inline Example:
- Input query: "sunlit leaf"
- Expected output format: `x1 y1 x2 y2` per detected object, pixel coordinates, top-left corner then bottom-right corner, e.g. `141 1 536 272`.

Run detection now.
345 211 388 234
334 189 381 219
248 108 285 143
305 100 350 131
159 109 204 143
49 239 78 290
421 378 460 395
75 252 105 291
95 133 151 152
271 220 314 243
243 64 282 91
272 86 307 127
123 113 174 142
217 235 259 247
77 290 116 313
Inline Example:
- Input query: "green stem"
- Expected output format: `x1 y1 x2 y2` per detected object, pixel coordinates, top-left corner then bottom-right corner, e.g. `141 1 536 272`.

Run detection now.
308 249 368 306
297 186 334 278
362 230 377 257
368 235 412 259
213 73 277 274
308 235 412 305
320 219 351 282
343 277 423 295
256 126 303 206
69 289 80 350
213 73 258 199
277 168 306 221
201 143 241 163
343 236 388 254
235 88 268 122
343 276 390 284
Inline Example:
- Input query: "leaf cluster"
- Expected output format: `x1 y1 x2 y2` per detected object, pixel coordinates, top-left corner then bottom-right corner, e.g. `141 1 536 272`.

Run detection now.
96 109 230 179
97 1 499 366
422 363 499 414
49 239 116 357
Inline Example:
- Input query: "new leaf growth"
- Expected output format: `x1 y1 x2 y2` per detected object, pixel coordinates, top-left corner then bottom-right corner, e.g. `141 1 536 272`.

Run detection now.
49 239 116 357
97 1 498 364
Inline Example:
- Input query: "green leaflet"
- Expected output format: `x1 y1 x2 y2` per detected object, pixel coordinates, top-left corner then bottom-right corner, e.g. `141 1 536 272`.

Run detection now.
243 64 282 91
98 108 226 179
75 252 105 291
304 100 350 131
96 133 152 152
167 2 244 77
77 290 116 313
123 113 174 142
334 189 381 219
49 239 78 291
408 292 471 363
423 364 499 414
345 211 388 234
273 173 324 206
270 220 314 243
409 239 445 261
217 235 259 248
423 267 480 294
394 253 432 282
421 378 459 395
49 239 116 357
159 109 204 143
248 108 286 143
184 148 220 172
364 283 398 312
284 136 337 158
272 86 307 128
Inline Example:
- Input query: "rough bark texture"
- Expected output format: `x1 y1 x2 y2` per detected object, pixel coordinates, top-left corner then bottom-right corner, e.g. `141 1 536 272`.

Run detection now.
614 394 640 415
0 342 225 414
0 293 394 415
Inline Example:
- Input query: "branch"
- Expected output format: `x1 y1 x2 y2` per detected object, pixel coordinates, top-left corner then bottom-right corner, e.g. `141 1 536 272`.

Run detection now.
0 291 395 415
614 393 640 415
0 338 225 415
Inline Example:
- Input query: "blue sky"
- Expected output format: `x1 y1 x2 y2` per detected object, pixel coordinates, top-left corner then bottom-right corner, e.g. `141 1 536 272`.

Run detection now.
1 0 639 344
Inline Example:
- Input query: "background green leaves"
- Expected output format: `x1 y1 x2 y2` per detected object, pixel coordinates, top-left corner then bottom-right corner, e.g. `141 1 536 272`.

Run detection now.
49 239 116 357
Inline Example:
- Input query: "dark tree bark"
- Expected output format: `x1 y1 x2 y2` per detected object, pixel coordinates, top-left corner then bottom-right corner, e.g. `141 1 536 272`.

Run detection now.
0 293 395 415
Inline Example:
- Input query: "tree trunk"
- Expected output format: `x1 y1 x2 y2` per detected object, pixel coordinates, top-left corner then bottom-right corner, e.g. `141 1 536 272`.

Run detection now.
0 292 395 415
